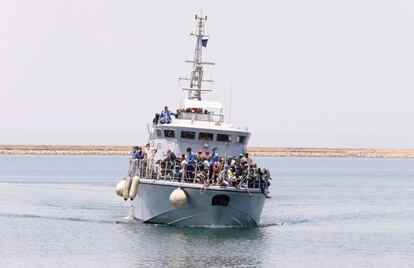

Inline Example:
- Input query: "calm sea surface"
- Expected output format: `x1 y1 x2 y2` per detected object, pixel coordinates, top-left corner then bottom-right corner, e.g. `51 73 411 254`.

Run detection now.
0 155 413 267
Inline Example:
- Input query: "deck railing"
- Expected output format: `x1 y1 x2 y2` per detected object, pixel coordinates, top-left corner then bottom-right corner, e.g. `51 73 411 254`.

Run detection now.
127 159 270 190
177 112 224 123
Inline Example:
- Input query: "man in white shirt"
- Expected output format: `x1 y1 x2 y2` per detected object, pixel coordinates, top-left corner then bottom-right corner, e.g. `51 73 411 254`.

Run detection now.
144 143 157 160
144 143 157 177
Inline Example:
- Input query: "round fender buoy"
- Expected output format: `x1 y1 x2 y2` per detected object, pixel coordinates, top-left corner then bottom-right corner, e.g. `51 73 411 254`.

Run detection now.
169 187 187 208
129 176 140 200
115 180 125 197
123 176 132 201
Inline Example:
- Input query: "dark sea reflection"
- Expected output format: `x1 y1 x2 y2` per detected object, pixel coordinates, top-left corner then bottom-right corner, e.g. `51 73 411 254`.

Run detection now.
1 155 414 267
116 221 268 267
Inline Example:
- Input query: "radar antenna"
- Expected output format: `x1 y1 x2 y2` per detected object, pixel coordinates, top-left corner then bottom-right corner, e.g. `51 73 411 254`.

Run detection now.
179 13 215 101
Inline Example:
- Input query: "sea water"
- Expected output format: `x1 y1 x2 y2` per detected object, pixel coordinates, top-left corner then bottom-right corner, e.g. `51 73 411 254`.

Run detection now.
0 155 413 267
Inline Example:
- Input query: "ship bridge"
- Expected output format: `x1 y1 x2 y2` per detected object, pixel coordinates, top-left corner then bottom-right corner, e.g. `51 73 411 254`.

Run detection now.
150 115 250 160
177 99 224 123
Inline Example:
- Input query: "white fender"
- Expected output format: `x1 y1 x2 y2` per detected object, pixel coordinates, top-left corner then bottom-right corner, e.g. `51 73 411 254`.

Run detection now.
123 176 132 201
115 180 125 197
129 176 140 200
169 187 187 208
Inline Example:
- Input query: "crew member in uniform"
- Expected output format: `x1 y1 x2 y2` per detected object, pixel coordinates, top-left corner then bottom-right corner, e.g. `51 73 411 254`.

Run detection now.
185 147 196 179
208 147 219 181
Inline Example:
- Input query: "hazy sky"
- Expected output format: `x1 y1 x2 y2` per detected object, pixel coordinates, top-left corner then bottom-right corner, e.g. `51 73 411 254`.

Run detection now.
1 0 413 148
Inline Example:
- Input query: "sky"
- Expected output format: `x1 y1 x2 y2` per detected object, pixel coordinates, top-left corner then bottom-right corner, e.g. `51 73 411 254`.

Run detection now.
1 0 413 148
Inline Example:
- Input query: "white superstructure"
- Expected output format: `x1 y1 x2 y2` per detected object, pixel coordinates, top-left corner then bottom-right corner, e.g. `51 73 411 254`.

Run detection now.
149 14 249 160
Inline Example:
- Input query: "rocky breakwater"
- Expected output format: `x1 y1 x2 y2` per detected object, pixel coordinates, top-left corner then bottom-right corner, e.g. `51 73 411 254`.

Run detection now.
1 145 414 158
247 147 414 158
0 145 131 155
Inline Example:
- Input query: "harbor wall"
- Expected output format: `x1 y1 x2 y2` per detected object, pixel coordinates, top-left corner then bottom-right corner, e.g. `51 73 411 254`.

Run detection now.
1 145 413 158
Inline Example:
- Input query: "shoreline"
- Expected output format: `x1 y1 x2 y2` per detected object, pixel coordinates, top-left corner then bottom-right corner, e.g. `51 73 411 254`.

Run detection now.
1 145 413 158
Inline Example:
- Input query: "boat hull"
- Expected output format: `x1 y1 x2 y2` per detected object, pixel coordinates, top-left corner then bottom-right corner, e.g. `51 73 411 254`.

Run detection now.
132 179 266 227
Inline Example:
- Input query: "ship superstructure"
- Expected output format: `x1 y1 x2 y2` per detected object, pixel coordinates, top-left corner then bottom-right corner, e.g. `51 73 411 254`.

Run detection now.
150 14 249 159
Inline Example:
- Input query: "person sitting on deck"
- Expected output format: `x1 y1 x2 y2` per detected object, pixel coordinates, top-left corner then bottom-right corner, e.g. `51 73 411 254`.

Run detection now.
153 113 160 125
159 106 176 124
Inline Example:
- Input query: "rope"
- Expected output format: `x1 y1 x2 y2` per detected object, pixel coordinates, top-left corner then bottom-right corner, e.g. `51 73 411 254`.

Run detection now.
200 182 209 195
246 185 252 197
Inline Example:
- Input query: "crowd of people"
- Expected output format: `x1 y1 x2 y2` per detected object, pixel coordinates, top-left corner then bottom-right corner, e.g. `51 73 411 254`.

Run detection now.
130 145 271 197
131 143 157 160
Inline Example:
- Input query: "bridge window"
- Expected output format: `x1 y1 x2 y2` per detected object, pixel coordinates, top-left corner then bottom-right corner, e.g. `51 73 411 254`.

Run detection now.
212 195 230 206
181 131 196 139
217 134 231 142
155 129 162 138
164 130 175 138
236 135 246 144
199 132 214 141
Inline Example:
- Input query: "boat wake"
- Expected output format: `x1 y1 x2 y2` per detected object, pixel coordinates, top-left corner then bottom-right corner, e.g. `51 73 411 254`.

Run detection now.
114 212 142 224
258 219 309 228
112 216 310 228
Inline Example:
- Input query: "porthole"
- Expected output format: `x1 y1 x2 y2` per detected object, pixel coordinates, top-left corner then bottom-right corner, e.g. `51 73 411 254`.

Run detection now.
212 195 230 207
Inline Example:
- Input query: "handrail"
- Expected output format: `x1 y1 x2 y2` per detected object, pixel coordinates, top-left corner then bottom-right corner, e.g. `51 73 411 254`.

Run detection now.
127 158 271 191
177 112 223 123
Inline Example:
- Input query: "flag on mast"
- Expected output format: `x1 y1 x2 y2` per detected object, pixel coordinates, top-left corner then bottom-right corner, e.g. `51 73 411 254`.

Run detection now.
201 36 208 47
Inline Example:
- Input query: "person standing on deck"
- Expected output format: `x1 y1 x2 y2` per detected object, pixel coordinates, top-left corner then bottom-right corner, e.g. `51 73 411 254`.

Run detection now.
144 143 157 177
163 149 177 175
144 143 157 160
185 147 196 179
131 146 144 160
164 149 177 162
208 147 219 180
130 146 143 176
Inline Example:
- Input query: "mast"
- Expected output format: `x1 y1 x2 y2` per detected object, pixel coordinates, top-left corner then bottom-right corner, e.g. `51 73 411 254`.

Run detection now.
180 13 214 101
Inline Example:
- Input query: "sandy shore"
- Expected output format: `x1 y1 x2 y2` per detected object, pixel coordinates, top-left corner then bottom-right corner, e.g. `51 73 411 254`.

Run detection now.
1 145 413 158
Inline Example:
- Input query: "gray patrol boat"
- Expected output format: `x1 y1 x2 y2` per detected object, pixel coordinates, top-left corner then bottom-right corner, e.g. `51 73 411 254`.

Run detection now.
115 14 271 227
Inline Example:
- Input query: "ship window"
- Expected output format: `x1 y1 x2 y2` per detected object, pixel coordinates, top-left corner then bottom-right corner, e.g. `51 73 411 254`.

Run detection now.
155 129 162 138
164 130 175 138
217 134 231 142
199 132 213 141
236 135 246 144
181 131 196 139
212 195 230 207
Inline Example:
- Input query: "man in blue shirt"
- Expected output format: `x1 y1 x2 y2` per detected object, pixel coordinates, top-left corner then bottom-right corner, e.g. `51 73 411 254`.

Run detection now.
131 146 138 159
160 106 176 124
131 146 144 160
130 146 143 176
185 147 196 179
